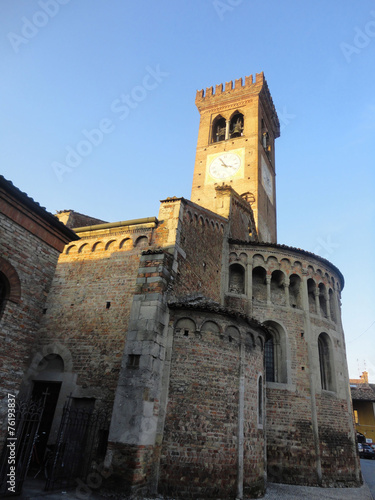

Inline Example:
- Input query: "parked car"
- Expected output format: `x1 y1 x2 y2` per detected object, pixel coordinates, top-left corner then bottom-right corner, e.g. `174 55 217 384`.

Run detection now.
359 443 375 459
358 442 363 453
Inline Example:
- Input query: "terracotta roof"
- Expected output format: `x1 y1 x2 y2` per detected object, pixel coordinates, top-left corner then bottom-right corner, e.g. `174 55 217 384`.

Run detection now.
350 384 375 402
0 175 78 241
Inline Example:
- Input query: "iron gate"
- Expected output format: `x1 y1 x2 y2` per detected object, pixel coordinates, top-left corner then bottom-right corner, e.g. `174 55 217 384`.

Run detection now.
45 401 110 491
0 396 45 497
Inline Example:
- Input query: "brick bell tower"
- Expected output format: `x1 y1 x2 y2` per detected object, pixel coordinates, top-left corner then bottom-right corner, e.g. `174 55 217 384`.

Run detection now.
191 72 280 243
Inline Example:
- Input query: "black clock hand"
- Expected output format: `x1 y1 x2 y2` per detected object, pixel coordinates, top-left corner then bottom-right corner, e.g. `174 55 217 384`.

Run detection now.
219 158 229 168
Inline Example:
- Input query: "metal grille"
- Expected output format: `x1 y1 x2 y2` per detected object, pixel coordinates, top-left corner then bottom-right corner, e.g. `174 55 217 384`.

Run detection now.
0 397 45 497
45 401 110 491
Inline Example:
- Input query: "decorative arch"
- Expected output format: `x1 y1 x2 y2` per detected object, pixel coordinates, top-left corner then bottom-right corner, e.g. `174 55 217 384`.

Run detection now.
105 240 116 251
0 256 21 304
201 320 220 334
92 241 104 252
66 244 77 255
135 236 148 248
174 317 196 337
119 237 133 250
26 343 74 380
78 243 89 253
225 325 240 344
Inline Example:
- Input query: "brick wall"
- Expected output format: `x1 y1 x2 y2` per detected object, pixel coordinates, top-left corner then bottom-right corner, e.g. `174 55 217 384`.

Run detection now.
159 309 265 498
33 223 157 407
0 182 75 443
173 201 226 303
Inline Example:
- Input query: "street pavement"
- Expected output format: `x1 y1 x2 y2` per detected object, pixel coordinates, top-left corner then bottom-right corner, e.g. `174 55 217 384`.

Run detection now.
361 458 375 499
19 465 375 499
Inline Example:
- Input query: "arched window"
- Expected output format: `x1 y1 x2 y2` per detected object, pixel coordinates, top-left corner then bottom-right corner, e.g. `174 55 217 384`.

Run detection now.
211 115 226 143
264 321 288 384
0 272 10 318
229 112 244 138
318 332 335 391
228 263 245 294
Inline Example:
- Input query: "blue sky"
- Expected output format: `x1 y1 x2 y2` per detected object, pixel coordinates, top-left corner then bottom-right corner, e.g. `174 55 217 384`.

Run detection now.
1 0 374 379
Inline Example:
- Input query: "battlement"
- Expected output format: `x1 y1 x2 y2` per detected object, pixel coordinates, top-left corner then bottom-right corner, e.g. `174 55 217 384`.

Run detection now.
195 72 279 137
195 72 264 102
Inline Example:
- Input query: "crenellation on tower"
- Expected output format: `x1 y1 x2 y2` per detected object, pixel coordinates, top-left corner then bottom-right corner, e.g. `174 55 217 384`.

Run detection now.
195 72 267 103
192 71 280 243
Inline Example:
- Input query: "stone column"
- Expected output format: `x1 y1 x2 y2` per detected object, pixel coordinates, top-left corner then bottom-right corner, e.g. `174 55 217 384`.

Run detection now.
325 290 331 320
315 287 320 316
246 261 253 316
225 119 230 140
284 282 290 307
266 275 271 306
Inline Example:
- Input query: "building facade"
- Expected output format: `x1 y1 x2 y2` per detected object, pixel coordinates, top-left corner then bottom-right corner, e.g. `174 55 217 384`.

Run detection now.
350 371 375 445
0 74 361 499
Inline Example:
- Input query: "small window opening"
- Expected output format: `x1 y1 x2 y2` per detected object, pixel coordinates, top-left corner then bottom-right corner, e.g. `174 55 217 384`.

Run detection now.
43 308 47 315
128 354 140 369
106 301 111 309
184 329 189 337
228 335 233 343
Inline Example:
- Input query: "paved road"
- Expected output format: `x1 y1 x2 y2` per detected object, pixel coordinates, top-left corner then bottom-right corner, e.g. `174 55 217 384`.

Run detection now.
361 458 375 499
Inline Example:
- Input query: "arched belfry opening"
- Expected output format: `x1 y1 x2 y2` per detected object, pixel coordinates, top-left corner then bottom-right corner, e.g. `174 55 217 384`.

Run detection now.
229 111 244 138
211 115 226 142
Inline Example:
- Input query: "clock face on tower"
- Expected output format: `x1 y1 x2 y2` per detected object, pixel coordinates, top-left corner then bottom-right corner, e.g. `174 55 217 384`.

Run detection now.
207 151 243 181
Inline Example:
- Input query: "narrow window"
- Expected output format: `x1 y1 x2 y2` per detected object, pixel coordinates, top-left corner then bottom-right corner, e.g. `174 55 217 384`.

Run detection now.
265 336 275 382
318 333 334 391
258 376 263 425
